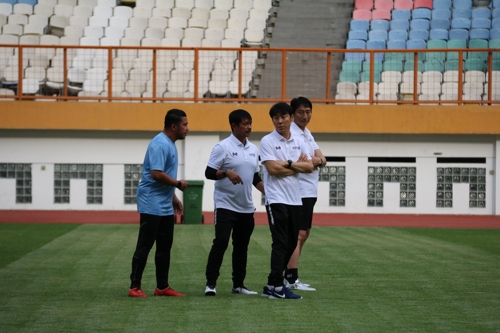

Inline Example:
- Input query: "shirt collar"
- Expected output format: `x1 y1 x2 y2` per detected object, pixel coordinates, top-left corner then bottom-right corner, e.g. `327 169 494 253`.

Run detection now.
230 133 246 147
272 129 294 142
291 122 310 136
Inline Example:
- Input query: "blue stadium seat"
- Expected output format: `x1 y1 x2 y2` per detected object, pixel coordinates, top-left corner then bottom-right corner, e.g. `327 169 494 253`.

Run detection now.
0 0 17 4
432 8 451 20
495 0 500 8
390 19 410 30
371 20 390 31
452 8 472 19
407 39 427 61
449 28 469 40
366 40 386 61
350 20 370 31
470 28 490 40
451 18 471 30
491 28 500 39
369 30 388 41
410 29 430 40
413 8 432 20
471 7 491 19
453 0 472 9
494 8 500 19
411 19 431 30
387 40 407 60
392 9 411 20
493 18 500 28
349 30 368 40
346 40 367 61
430 19 451 30
18 0 36 4
430 29 449 40
389 30 408 40
471 18 491 29
433 0 451 9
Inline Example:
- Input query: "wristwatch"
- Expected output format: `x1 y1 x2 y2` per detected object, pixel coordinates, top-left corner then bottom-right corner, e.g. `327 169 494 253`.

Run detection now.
287 160 293 168
222 171 227 178
176 181 182 189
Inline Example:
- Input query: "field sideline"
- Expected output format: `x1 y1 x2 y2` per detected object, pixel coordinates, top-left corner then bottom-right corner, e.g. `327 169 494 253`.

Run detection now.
1 210 500 228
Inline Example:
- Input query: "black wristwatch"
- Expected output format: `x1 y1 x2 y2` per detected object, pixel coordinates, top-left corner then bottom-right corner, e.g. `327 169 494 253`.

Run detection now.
222 171 227 178
287 160 293 168
176 181 182 189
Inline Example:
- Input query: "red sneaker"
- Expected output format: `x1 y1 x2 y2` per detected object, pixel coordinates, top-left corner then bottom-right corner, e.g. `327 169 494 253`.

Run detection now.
154 287 185 297
128 288 147 298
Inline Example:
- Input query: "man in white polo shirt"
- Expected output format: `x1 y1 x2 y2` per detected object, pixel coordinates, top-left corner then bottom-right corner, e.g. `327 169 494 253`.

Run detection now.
285 97 326 292
204 109 265 296
259 102 314 300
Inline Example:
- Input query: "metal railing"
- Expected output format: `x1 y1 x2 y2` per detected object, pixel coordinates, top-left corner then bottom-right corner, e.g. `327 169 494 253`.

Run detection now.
0 44 498 104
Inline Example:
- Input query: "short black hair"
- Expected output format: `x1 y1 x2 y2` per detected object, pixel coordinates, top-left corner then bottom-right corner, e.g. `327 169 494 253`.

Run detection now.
290 96 312 113
229 109 252 130
269 102 292 118
164 109 186 128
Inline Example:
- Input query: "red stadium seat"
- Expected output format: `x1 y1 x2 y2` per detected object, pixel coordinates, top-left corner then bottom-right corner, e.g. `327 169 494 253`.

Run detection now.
394 0 413 10
374 0 394 10
353 9 373 21
355 0 374 10
413 0 432 9
372 9 391 20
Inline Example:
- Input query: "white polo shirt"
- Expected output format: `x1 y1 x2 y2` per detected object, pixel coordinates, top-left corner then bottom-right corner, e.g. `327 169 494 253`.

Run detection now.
207 133 260 213
291 122 320 198
260 129 310 206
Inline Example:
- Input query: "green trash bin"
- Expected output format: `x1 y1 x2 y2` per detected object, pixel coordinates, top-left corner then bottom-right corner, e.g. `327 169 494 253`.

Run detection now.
182 180 204 224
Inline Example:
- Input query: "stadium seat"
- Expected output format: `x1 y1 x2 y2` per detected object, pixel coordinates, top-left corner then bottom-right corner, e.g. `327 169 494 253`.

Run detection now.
372 9 391 21
392 9 411 20
389 30 408 41
349 30 368 41
363 60 384 72
441 82 458 94
471 18 491 29
453 0 472 9
427 39 447 61
451 18 471 30
369 30 388 41
351 19 370 31
346 40 366 61
468 39 488 60
449 28 469 40
342 60 363 72
472 7 491 19
424 58 445 71
409 29 429 40
470 29 490 40
494 8 500 18
492 29 500 39
412 8 431 20
383 59 404 71
360 70 382 83
391 19 410 30
463 82 484 95
366 40 386 61
443 70 463 82
465 58 486 71
387 39 406 61
371 19 390 30
465 70 486 83
353 9 372 21
493 18 500 28
403 59 424 71
433 0 451 9
490 39 500 59
402 70 423 82
452 8 471 19
355 0 374 10
375 0 393 10
339 71 360 83
431 19 450 30
430 29 449 40
406 39 426 61
381 70 403 83
394 0 413 10
410 18 430 31
413 0 432 9
432 8 451 20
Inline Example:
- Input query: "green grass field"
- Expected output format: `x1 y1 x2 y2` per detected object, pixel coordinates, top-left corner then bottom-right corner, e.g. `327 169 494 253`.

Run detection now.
0 224 499 333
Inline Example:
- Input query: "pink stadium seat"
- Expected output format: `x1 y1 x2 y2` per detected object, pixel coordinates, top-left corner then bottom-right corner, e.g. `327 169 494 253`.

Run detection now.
353 9 373 21
355 0 374 10
374 0 394 10
394 0 413 10
372 9 392 20
413 0 432 9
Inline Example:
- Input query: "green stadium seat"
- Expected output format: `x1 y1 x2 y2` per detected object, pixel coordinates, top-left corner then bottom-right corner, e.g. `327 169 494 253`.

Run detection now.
383 60 404 71
489 39 500 60
342 60 363 72
339 71 360 83
447 39 467 60
424 58 445 71
426 40 447 62
362 60 383 72
360 70 381 83
465 58 486 71
403 60 424 71
467 39 489 61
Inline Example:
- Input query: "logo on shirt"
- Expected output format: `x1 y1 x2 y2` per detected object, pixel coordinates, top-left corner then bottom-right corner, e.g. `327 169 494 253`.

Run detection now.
275 146 281 150
232 152 238 156
292 146 301 150
249 153 256 157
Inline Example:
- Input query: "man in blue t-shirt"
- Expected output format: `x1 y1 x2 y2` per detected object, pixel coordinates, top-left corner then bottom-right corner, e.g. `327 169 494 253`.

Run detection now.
128 109 189 298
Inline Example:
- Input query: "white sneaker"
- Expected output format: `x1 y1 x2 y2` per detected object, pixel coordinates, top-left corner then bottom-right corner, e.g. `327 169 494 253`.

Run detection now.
284 278 311 288
232 286 258 295
205 285 216 296
288 279 316 291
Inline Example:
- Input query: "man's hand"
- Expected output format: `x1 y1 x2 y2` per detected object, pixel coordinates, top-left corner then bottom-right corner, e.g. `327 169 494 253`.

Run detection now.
226 169 243 185
173 196 183 215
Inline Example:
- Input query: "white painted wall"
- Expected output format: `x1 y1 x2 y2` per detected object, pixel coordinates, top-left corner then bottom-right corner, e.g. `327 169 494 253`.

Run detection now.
0 131 497 215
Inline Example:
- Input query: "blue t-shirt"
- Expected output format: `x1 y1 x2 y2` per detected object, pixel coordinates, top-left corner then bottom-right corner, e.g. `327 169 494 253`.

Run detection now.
137 132 178 216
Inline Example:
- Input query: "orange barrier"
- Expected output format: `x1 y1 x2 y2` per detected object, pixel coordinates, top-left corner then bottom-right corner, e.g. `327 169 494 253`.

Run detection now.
0 44 498 105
